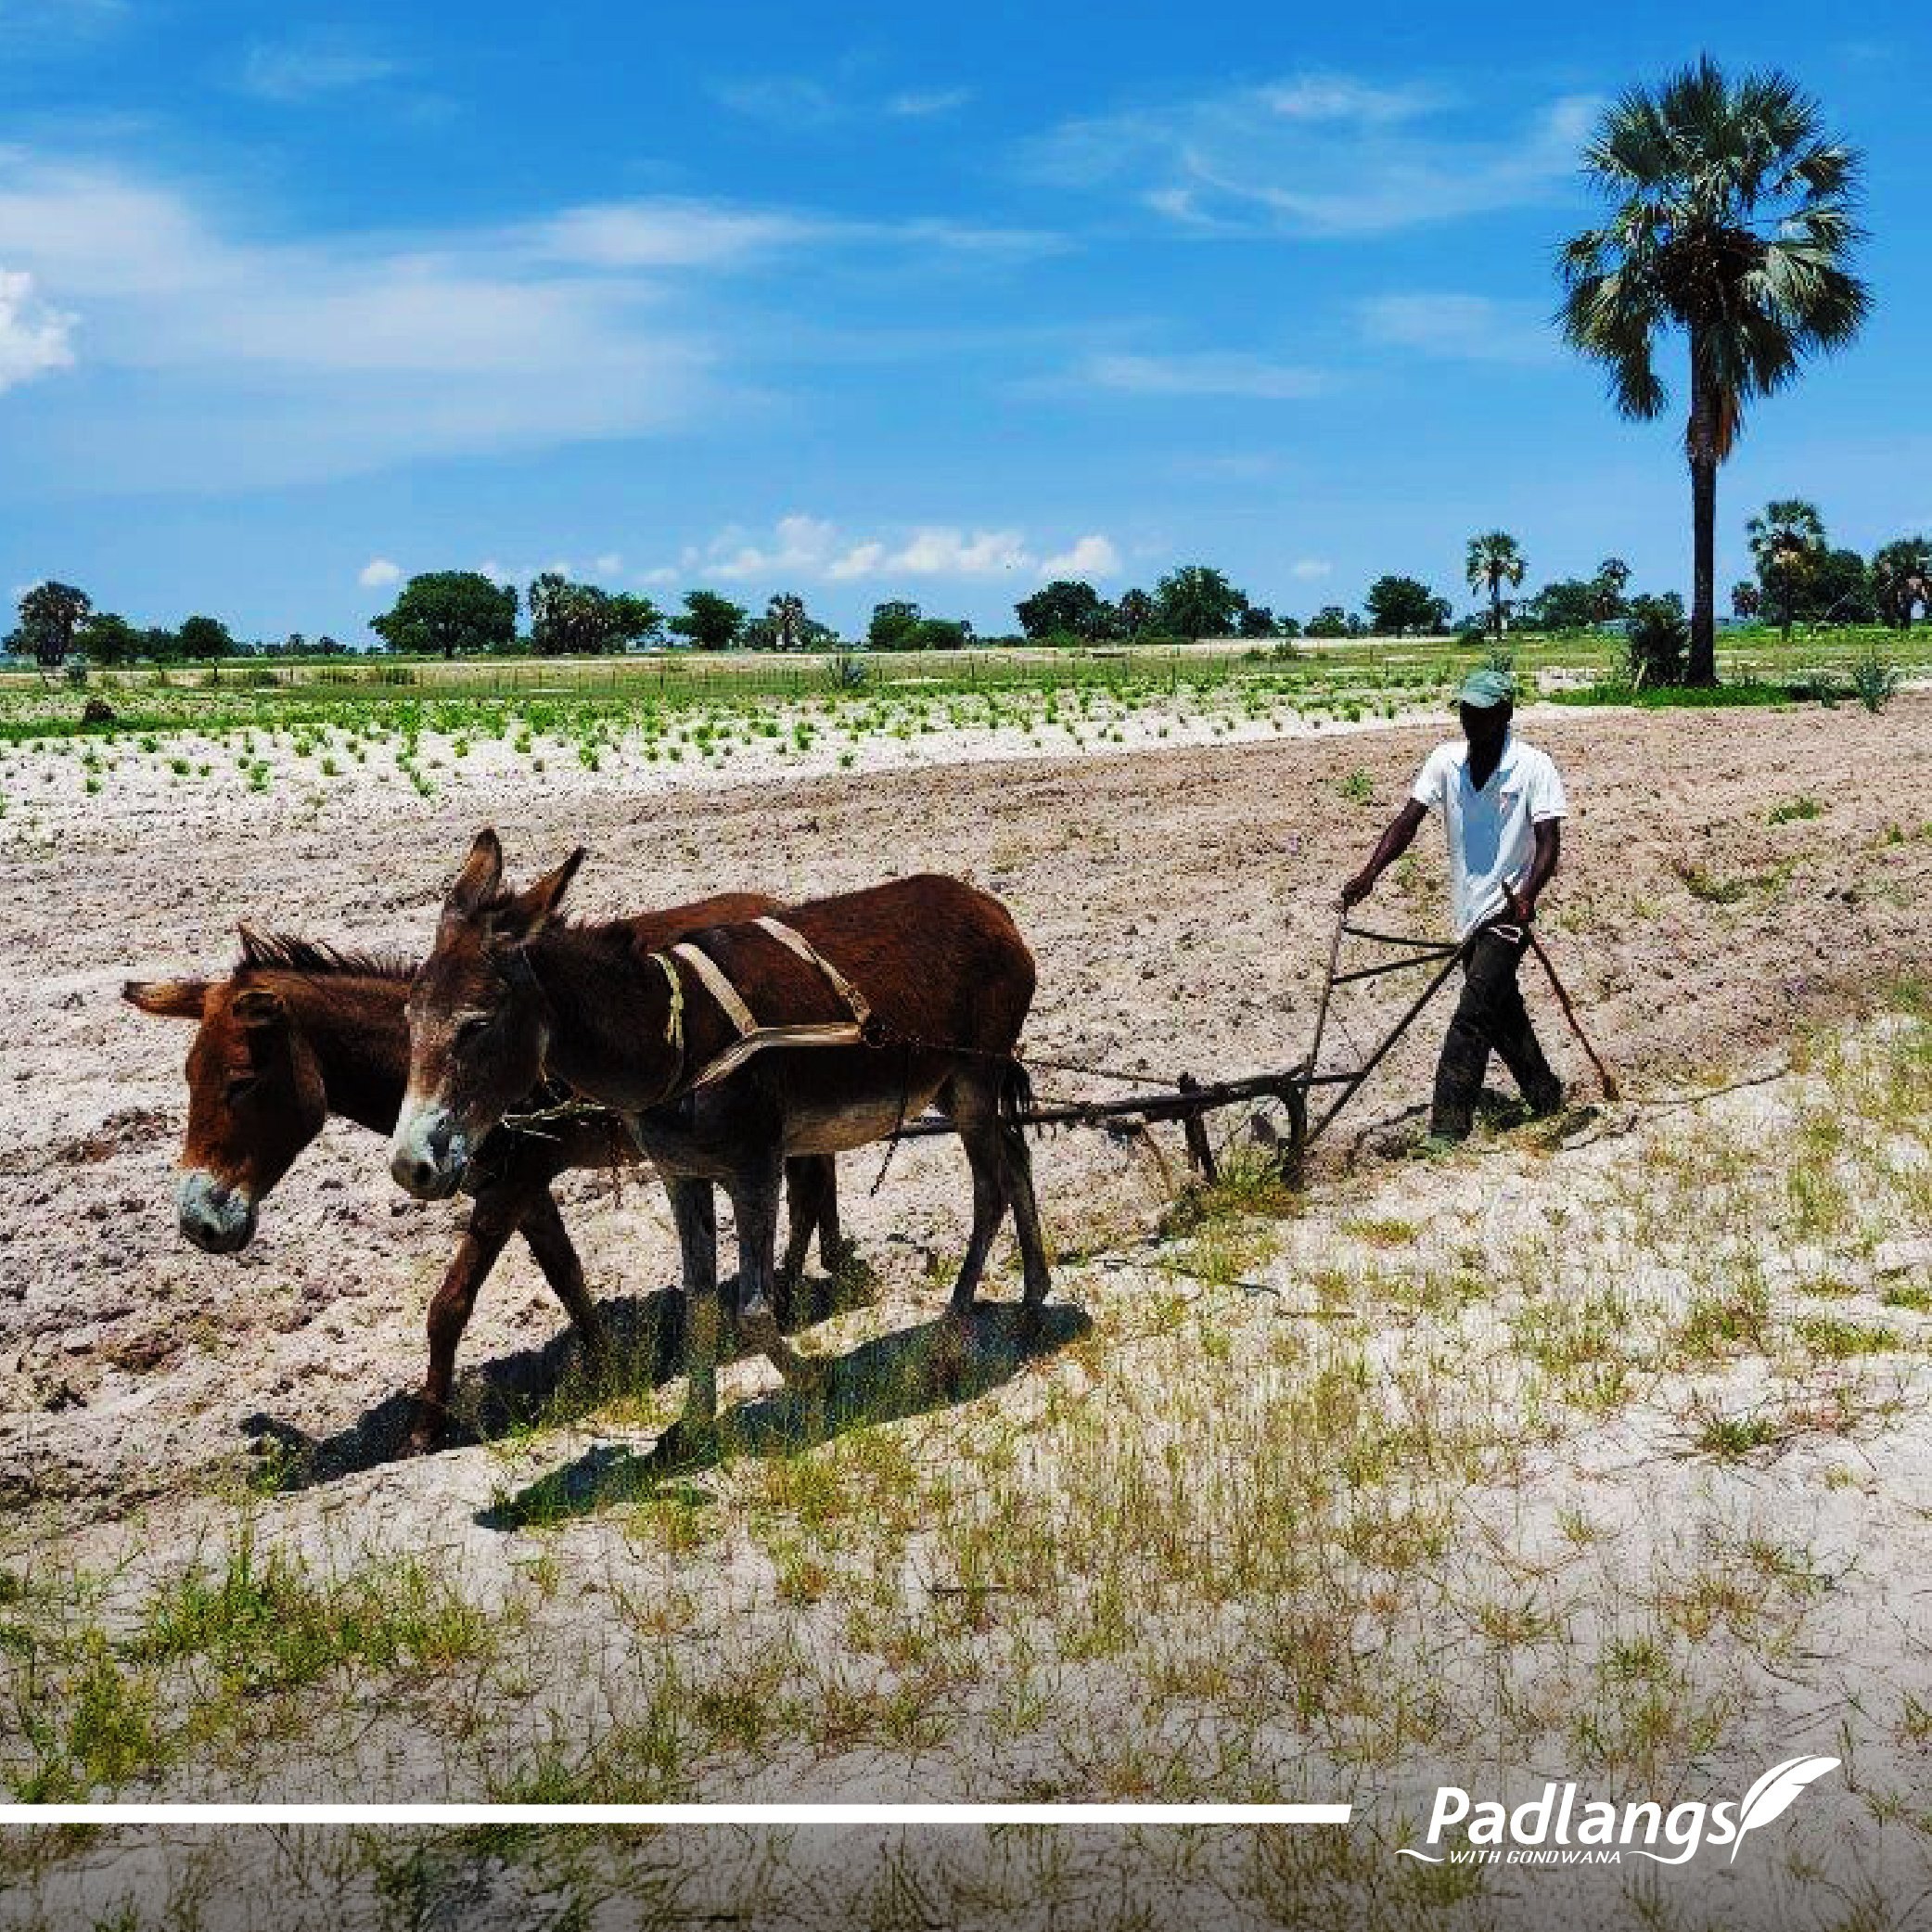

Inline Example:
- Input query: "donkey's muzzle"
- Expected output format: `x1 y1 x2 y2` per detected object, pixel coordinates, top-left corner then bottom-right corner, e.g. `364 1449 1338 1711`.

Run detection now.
389 1107 468 1200
177 1170 257 1255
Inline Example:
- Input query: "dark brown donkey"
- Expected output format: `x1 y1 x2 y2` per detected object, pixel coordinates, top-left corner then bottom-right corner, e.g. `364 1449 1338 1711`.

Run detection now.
126 908 845 1454
390 830 1049 1461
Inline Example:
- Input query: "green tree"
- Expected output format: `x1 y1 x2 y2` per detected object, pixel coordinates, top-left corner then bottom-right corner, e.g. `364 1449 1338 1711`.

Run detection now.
371 572 518 659
1116 588 1155 638
1152 564 1247 638
527 574 659 655
1465 532 1526 639
76 610 142 665
1592 557 1631 621
1730 580 1762 620
670 589 745 652
14 582 92 669
1871 538 1932 630
765 592 810 652
867 600 922 650
1527 579 1603 631
1801 547 1874 625
1236 605 1278 639
1364 575 1452 636
607 594 664 650
175 614 237 660
1305 606 1355 639
1746 499 1827 638
1559 57 1869 685
1015 579 1115 641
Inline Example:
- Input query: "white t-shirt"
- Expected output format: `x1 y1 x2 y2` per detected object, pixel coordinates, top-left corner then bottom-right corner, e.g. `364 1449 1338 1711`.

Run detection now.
1411 733 1567 937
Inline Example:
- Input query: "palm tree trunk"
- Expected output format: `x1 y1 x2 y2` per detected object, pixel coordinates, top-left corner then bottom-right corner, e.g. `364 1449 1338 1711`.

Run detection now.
1686 350 1719 686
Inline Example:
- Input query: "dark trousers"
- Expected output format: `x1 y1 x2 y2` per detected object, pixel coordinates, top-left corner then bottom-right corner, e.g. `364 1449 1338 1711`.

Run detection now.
1430 924 1563 1139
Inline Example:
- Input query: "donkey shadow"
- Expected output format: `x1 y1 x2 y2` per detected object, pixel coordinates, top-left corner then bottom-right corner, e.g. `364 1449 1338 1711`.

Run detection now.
478 1300 1093 1530
239 1266 879 1493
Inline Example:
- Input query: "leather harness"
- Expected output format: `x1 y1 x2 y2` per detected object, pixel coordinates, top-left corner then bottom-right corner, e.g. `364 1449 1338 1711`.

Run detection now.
651 915 878 1098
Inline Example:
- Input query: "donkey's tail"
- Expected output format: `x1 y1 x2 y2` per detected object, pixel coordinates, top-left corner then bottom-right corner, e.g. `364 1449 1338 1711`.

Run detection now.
998 1055 1036 1133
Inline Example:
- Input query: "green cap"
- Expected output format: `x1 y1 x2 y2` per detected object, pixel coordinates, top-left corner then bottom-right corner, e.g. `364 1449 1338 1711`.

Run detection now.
1457 667 1516 709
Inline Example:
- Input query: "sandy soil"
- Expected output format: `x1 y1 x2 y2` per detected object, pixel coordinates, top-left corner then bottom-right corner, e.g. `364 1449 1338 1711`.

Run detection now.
3 694 1932 1929
1 695 1926 1511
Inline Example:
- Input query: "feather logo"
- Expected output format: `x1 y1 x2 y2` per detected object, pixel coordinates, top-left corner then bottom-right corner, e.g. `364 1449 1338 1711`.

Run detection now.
1730 1756 1840 1860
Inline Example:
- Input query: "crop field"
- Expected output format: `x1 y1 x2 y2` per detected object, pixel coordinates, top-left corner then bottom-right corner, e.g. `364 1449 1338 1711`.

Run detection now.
2 628 1925 837
2 677 1931 1930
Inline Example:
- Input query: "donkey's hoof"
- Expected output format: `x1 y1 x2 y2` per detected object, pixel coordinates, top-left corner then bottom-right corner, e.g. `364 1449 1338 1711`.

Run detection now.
401 1407 445 1458
652 1417 720 1469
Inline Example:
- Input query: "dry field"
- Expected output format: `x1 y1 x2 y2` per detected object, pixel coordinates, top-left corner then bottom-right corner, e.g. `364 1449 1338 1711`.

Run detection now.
2 695 1930 1928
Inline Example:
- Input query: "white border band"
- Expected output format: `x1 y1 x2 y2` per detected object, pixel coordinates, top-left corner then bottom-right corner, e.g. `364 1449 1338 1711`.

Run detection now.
1 1803 1351 1827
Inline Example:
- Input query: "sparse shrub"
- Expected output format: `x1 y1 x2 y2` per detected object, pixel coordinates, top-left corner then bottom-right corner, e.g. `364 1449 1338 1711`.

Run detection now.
1849 646 1901 713
825 649 870 692
1622 596 1689 688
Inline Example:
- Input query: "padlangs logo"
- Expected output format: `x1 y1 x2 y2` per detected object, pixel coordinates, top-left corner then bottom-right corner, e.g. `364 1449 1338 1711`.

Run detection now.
1397 1757 1840 1868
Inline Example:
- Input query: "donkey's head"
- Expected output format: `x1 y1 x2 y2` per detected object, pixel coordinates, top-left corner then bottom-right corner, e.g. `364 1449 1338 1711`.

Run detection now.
390 829 583 1200
122 965 330 1253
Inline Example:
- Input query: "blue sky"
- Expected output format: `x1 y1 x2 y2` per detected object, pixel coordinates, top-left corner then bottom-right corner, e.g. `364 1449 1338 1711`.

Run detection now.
2 1 1926 643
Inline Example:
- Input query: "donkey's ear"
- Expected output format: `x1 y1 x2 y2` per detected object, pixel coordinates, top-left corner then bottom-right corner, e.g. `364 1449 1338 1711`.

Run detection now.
123 979 211 1019
447 828 505 917
498 847 584 941
232 987 288 1030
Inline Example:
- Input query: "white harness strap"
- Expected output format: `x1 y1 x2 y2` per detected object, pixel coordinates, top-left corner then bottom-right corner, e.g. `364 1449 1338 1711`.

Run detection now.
646 921 878 1100
752 915 874 1027
669 940 759 1039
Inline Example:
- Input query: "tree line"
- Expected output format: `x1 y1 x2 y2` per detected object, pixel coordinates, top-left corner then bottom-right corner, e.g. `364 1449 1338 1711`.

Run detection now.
11 504 1926 673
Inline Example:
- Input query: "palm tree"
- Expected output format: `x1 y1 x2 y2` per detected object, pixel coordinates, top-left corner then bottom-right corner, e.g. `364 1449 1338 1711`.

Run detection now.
1871 538 1932 631
766 591 808 652
1746 499 1826 639
1465 532 1526 639
1559 57 1868 685
1592 556 1631 621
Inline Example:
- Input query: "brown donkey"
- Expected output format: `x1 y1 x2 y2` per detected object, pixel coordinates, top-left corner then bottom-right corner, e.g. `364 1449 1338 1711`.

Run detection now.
126 909 846 1454
390 831 1049 1461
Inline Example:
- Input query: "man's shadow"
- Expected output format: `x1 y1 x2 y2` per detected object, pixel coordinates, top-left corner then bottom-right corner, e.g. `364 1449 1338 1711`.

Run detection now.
479 1301 1093 1530
238 1267 883 1492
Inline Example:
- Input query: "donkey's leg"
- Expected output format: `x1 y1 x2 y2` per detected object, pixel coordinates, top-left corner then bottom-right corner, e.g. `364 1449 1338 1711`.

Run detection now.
517 1187 608 1358
733 1158 831 1391
408 1190 520 1454
776 1157 821 1326
1000 1120 1053 1314
943 1072 1013 1320
664 1176 723 1443
811 1155 851 1274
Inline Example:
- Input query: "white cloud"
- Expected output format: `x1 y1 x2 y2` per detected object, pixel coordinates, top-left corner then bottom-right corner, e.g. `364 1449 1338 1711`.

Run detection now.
656 515 1120 588
717 71 973 129
534 199 825 269
0 149 1045 492
713 75 843 128
1290 557 1333 579
593 552 623 576
1027 74 1600 236
357 557 402 588
1039 534 1121 579
888 87 972 119
1359 292 1555 365
238 35 401 102
1082 351 1326 401
0 266 74 390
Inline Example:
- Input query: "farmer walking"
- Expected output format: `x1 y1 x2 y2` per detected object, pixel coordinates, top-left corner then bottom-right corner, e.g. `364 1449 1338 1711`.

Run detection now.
1340 669 1567 1144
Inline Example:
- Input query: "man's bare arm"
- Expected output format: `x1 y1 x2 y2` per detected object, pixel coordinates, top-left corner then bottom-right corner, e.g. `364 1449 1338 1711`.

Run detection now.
1506 819 1562 921
1341 799 1427 908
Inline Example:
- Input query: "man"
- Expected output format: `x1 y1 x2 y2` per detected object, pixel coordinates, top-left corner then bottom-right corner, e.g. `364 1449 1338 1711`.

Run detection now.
1341 668 1567 1144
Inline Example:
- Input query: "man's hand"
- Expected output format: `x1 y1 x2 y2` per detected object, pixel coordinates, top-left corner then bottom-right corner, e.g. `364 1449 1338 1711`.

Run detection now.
1503 881 1536 924
1340 871 1375 910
